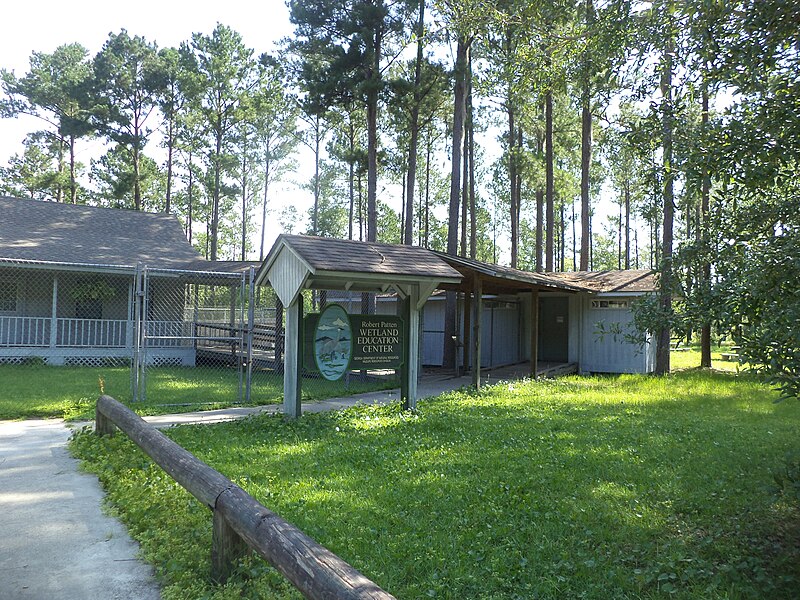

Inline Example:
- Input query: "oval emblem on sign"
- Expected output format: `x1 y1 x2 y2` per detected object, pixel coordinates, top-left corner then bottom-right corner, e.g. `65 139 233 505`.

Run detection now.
313 304 352 381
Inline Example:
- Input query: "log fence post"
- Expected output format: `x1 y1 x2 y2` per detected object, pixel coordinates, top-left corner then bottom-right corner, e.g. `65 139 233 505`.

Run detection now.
94 394 395 598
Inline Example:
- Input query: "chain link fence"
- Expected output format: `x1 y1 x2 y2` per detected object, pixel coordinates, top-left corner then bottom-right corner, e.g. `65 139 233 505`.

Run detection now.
0 258 399 410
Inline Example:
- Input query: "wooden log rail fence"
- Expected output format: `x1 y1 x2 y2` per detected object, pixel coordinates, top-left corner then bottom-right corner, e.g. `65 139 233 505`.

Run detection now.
95 395 395 600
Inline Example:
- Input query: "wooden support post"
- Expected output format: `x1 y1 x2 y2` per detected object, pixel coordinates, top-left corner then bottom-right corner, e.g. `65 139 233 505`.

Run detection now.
95 407 115 436
245 267 255 403
463 290 471 373
283 294 303 418
530 289 539 379
406 286 420 409
212 509 248 584
472 277 482 389
400 295 410 408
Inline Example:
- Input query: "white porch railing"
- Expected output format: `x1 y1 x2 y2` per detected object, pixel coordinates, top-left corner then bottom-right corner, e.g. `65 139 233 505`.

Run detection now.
56 318 129 348
0 317 198 349
0 316 50 347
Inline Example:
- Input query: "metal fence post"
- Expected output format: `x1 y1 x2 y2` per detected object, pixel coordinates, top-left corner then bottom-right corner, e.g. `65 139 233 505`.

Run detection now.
131 263 143 402
140 265 149 403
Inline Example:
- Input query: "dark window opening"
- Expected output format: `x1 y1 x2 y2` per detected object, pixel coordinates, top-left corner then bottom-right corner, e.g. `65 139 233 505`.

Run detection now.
76 298 103 320
0 277 17 312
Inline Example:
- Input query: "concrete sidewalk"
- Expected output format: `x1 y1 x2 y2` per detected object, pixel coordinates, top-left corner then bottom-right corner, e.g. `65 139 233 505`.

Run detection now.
142 370 479 428
0 419 161 600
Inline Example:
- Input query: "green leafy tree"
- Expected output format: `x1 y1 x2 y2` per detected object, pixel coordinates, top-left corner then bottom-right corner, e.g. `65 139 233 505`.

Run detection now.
289 0 407 243
255 55 300 259
151 46 191 214
92 30 161 211
326 102 367 240
182 24 259 260
0 132 72 201
90 144 166 210
303 161 349 238
1 43 93 204
701 0 799 396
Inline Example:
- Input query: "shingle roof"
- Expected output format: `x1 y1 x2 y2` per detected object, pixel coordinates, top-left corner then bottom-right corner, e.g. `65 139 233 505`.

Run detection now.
552 269 658 293
0 196 203 270
273 234 462 280
432 252 588 292
182 259 262 274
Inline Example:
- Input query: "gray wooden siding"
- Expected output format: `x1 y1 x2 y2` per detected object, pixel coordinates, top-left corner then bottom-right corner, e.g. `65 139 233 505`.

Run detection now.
579 295 654 373
268 250 309 307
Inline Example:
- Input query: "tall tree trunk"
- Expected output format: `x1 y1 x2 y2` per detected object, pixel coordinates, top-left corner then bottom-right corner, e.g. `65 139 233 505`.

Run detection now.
447 38 469 257
506 26 519 269
559 200 566 271
444 36 470 370
516 127 523 259
624 181 631 269
460 126 468 257
656 1 675 375
404 0 425 245
545 89 554 272
241 149 247 261
312 115 321 235
579 92 591 270
187 152 194 244
572 200 577 270
358 170 364 241
211 129 222 261
536 107 544 273
618 200 623 269
133 144 142 211
424 130 431 248
165 116 175 214
69 135 77 204
579 0 594 271
260 141 271 260
468 74 477 259
348 122 355 240
56 137 65 203
366 28 382 243
508 105 518 268
700 76 712 368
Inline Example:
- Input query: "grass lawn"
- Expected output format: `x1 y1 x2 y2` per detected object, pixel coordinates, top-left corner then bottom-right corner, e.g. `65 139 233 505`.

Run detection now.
669 344 746 372
0 363 396 421
71 366 800 599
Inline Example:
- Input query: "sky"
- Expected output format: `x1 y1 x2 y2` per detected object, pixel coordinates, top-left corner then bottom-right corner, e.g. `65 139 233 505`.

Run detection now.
0 0 628 266
0 0 302 255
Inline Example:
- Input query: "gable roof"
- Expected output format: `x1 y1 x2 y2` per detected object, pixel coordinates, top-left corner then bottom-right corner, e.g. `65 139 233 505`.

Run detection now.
260 234 463 282
257 234 464 306
0 196 204 270
552 269 658 294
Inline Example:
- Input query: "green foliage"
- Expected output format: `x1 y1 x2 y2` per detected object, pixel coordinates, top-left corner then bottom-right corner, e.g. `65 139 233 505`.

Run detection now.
89 144 166 210
69 279 117 302
772 452 800 505
0 132 76 200
72 371 800 599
